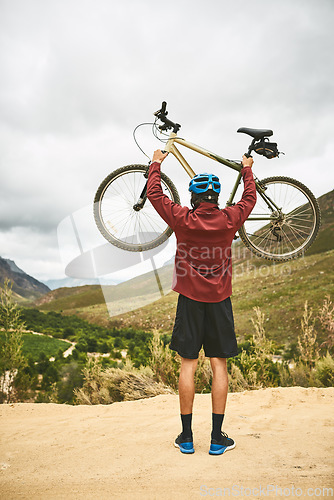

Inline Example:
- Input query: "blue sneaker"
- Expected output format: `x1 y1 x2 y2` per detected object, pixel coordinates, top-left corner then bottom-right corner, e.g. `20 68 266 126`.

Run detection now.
174 433 195 454
209 432 235 455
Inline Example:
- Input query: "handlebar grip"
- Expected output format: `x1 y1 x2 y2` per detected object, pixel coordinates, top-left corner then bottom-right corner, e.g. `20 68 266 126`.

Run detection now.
244 153 253 158
161 101 167 114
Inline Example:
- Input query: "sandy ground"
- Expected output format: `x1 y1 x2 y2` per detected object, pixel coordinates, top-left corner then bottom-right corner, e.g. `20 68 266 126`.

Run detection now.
0 387 333 499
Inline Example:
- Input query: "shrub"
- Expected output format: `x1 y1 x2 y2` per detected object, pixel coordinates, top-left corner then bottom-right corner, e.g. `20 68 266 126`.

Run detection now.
194 350 212 393
319 296 334 353
229 307 279 390
297 301 319 368
228 363 250 392
57 362 84 403
314 352 334 387
0 279 27 402
149 331 180 390
74 359 173 405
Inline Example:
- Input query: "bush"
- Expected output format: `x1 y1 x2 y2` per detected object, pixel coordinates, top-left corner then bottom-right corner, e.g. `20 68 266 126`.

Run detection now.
228 307 279 391
228 363 250 392
57 362 85 403
297 301 319 368
319 296 334 353
74 359 173 405
0 279 27 402
149 331 180 390
194 350 212 393
314 352 334 387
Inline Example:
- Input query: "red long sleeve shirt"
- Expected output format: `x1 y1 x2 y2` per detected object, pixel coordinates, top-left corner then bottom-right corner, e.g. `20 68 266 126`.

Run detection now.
147 162 256 302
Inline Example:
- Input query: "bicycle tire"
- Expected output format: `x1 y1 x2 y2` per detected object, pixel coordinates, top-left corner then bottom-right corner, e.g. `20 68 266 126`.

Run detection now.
94 164 180 252
238 176 321 261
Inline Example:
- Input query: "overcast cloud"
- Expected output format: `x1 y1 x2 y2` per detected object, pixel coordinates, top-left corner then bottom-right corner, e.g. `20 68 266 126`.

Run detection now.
0 0 333 282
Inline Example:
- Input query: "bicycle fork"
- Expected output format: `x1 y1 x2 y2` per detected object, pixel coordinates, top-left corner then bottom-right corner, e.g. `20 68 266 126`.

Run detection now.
133 170 149 211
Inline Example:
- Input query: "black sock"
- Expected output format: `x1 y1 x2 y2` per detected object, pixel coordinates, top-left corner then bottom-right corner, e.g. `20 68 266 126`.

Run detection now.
181 413 193 439
211 413 224 441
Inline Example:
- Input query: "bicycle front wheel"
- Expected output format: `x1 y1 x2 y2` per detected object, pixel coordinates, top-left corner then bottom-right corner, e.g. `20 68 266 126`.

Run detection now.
94 164 180 252
238 176 321 261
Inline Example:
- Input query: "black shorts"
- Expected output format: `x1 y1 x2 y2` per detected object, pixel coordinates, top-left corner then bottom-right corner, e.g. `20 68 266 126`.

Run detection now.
170 294 238 359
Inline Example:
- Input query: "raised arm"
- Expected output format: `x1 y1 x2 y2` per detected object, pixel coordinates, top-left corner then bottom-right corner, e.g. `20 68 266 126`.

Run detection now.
222 155 257 229
147 150 185 230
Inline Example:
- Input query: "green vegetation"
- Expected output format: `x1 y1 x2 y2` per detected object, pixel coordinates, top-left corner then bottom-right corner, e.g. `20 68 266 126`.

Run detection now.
21 333 70 360
21 308 106 339
1 190 333 403
72 297 334 404
20 308 152 367
1 285 156 403
306 190 334 256
33 250 333 349
232 249 334 345
1 279 333 404
0 279 27 403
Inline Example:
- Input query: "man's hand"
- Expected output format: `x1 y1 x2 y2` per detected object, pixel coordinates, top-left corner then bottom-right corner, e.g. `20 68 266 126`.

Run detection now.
152 149 168 164
242 155 254 168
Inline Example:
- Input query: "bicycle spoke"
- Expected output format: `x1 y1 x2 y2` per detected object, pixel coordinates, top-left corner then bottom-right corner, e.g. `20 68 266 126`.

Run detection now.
240 177 319 259
96 167 177 249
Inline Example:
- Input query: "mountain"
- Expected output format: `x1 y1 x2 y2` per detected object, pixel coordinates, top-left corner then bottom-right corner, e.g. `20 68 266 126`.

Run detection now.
43 277 121 290
0 257 50 300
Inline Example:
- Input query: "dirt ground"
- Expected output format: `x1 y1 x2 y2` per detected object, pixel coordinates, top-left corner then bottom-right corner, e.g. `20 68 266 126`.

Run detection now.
1 387 333 499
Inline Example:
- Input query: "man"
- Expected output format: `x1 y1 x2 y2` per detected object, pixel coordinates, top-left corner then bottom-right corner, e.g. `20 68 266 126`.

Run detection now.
147 150 256 455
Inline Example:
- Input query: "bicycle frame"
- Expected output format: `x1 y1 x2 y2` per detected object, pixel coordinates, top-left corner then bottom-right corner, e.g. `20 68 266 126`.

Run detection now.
164 132 281 220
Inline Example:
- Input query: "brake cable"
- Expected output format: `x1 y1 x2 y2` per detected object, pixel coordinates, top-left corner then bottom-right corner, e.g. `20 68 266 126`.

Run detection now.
132 122 155 161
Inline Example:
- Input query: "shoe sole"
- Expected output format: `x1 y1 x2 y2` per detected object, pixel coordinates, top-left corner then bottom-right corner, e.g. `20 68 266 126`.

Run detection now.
174 442 195 454
209 442 236 455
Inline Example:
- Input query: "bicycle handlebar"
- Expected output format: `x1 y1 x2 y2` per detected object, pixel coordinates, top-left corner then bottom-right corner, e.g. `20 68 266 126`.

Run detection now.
154 101 181 133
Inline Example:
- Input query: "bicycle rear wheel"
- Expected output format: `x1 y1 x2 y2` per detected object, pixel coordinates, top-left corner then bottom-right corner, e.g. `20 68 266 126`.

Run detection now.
94 164 180 252
238 176 321 261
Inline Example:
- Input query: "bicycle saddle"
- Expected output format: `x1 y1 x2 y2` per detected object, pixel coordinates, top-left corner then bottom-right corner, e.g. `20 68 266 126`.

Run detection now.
237 127 273 140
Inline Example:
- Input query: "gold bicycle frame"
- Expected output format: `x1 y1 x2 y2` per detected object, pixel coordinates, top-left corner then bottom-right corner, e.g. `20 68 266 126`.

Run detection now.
164 132 280 215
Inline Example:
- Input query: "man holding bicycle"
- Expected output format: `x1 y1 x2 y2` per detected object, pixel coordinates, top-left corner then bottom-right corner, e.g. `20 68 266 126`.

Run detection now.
147 151 256 455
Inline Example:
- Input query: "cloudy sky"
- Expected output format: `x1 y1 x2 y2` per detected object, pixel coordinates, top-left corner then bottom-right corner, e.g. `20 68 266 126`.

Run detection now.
1 0 333 283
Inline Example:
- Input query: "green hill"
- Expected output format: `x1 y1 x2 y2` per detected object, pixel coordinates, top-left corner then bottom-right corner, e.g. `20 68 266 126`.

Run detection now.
32 249 333 346
305 190 333 256
34 285 106 311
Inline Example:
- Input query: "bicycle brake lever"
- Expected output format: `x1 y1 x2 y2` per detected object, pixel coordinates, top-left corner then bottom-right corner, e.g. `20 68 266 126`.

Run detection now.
244 153 253 158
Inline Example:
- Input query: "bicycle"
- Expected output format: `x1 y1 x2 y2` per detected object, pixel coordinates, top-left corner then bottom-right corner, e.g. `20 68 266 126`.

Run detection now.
94 102 321 261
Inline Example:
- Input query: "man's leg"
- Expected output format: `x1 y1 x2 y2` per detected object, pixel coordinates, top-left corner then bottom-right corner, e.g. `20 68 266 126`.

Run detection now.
174 357 198 454
210 357 228 414
179 357 198 414
209 357 235 455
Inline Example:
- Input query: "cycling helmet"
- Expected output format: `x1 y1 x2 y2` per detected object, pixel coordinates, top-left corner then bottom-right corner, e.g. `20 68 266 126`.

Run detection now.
189 173 221 194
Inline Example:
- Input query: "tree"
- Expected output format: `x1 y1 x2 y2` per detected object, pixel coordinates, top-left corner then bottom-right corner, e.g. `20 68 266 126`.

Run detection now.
0 279 27 402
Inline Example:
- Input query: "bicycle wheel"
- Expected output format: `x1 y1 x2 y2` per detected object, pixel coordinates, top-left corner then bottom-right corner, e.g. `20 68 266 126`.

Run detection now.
238 176 321 261
94 164 180 252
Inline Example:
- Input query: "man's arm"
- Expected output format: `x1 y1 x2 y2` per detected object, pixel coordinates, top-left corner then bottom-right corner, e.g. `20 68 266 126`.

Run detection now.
222 155 257 229
147 150 185 230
